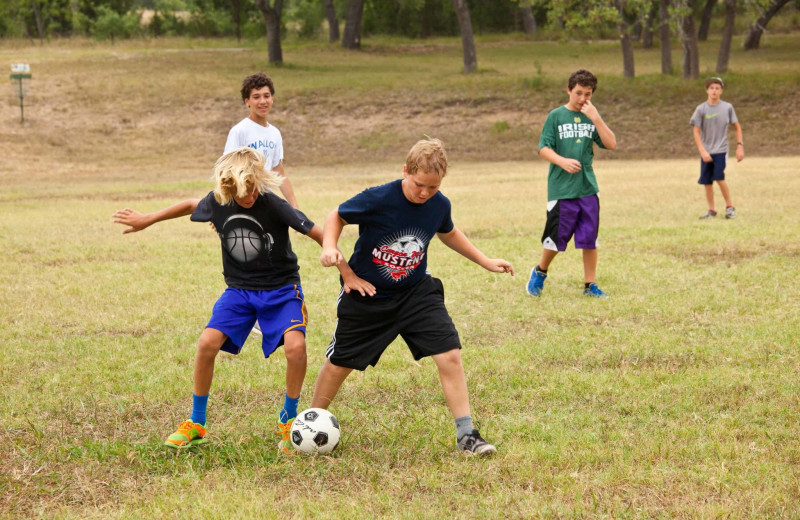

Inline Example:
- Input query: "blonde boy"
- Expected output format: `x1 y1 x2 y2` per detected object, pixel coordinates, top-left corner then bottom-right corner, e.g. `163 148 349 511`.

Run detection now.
113 147 356 452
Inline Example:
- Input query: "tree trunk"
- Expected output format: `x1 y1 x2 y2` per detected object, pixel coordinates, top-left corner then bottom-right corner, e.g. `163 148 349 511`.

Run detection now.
520 6 537 34
616 0 635 78
678 6 700 79
324 0 340 42
697 0 716 41
451 0 477 73
642 4 656 48
255 0 283 64
659 0 673 74
31 0 45 42
342 0 364 49
716 0 736 73
230 0 241 42
743 0 791 50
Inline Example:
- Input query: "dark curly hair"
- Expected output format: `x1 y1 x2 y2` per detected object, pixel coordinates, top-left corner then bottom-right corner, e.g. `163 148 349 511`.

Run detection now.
240 73 275 102
567 69 598 92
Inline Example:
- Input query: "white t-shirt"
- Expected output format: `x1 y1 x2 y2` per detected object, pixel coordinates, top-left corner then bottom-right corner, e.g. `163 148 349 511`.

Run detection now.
224 118 284 170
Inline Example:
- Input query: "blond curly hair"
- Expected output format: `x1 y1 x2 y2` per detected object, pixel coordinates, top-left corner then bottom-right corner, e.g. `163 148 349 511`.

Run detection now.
213 147 283 206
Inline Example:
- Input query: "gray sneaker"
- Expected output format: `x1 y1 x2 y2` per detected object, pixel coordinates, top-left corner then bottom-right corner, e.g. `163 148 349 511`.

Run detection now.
457 429 497 457
725 206 736 219
699 210 717 219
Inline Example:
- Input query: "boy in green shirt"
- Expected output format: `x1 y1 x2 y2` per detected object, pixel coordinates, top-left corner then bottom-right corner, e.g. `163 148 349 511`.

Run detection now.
526 69 617 298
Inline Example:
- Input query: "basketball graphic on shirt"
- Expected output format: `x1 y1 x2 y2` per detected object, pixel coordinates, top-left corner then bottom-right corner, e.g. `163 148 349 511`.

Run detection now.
222 214 274 263
372 231 429 282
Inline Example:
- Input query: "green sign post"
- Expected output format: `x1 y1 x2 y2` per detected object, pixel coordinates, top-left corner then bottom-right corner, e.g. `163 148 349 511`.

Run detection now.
10 63 31 123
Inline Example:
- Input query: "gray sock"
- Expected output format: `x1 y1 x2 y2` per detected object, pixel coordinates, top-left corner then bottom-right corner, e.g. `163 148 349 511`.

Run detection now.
455 415 474 439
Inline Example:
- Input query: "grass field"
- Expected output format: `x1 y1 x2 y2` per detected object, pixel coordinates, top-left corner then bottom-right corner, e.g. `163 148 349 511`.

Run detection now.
2 34 800 518
2 154 800 518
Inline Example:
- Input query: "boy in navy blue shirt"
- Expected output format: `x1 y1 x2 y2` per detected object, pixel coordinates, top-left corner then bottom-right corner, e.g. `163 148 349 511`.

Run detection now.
310 138 514 456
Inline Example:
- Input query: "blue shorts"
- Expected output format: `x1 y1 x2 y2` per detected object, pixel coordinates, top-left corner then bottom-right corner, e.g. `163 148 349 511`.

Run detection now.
541 194 600 251
698 153 727 184
207 285 307 358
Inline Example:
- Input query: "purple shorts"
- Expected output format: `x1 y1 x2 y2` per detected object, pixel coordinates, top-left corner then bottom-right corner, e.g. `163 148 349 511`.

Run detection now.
206 285 307 358
541 194 600 251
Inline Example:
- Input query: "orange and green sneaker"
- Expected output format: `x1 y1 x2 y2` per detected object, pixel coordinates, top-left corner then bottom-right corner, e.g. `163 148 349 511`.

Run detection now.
164 420 208 448
276 417 295 454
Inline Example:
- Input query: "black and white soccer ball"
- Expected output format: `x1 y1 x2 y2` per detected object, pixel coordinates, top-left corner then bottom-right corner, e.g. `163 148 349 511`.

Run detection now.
290 408 341 455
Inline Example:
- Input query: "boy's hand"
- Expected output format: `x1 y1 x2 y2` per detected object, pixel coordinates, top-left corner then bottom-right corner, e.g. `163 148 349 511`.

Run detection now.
112 208 151 234
342 274 377 297
485 259 514 276
320 247 345 267
736 146 744 162
700 151 712 162
580 100 600 122
559 157 582 174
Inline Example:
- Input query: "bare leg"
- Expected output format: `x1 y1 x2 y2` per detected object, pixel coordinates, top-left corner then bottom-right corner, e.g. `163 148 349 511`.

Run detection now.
716 180 733 207
193 327 226 396
282 330 307 399
310 359 353 409
582 248 598 284
432 349 471 419
538 248 559 271
704 184 715 210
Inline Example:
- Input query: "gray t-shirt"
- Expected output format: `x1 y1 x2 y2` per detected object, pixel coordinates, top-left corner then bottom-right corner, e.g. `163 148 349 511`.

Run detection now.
690 101 738 154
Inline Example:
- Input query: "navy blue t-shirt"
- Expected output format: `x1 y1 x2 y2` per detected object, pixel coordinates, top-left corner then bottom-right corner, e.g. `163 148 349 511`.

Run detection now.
338 179 454 297
190 191 314 290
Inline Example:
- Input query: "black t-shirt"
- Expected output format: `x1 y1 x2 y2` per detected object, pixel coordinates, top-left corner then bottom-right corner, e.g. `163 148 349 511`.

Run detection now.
190 191 314 290
338 179 454 298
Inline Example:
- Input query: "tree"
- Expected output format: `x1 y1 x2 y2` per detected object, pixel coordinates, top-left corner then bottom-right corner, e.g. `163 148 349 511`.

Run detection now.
676 0 700 78
323 0 339 42
743 0 791 50
715 0 735 72
697 0 716 40
641 3 656 49
520 4 537 34
451 0 477 73
342 0 364 49
254 0 283 64
615 0 635 78
659 0 672 73
230 0 242 41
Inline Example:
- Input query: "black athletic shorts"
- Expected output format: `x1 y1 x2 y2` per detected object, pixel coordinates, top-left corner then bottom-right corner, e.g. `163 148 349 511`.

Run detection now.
325 276 461 371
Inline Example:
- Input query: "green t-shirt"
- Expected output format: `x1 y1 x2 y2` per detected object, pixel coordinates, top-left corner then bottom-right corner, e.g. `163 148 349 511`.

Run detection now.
538 105 606 200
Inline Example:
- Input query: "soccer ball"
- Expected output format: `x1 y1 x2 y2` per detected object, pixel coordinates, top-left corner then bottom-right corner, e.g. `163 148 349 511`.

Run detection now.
290 408 341 455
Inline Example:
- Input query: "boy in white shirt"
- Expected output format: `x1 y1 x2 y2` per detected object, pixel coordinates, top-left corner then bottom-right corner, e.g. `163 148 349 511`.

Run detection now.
226 73 298 209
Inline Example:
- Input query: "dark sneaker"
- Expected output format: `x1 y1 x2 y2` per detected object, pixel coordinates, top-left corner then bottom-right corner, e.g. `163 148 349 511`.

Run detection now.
526 266 547 297
583 283 609 298
699 210 717 219
725 206 736 219
457 429 497 457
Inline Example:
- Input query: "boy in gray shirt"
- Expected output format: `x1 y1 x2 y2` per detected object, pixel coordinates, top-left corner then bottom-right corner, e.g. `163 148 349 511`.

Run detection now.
690 77 744 219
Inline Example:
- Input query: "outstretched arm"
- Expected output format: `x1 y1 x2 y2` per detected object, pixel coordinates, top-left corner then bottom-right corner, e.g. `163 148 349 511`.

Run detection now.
112 199 201 234
437 227 514 275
